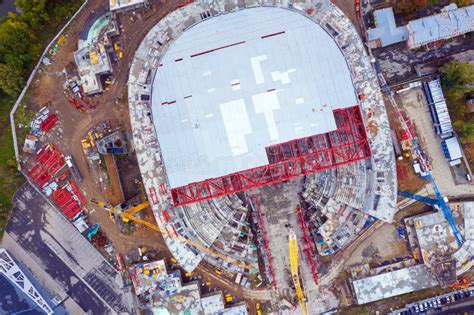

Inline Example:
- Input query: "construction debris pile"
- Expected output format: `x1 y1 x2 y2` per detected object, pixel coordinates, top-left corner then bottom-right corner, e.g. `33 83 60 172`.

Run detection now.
129 259 248 314
23 108 58 154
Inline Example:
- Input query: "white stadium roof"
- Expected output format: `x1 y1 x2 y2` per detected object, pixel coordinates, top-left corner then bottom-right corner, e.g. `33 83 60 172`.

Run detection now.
151 7 358 188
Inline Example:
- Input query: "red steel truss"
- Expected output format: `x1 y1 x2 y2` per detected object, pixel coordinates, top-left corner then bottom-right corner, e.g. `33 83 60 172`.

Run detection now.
171 105 370 206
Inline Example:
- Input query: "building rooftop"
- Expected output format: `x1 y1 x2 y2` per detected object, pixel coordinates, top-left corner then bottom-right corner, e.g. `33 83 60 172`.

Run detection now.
442 137 462 161
109 0 146 11
352 264 439 304
200 293 225 314
407 4 474 48
129 260 248 313
412 211 459 266
367 8 408 47
151 7 357 188
422 79 454 136
74 43 112 95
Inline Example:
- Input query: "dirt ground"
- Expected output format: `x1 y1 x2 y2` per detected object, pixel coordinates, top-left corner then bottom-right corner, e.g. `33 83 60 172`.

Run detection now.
18 0 273 305
332 0 362 36
114 152 142 200
344 223 409 267
383 94 427 194
103 154 125 204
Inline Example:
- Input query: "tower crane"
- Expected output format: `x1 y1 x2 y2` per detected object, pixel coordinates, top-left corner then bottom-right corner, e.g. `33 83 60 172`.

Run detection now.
288 229 307 315
374 63 464 246
89 199 256 271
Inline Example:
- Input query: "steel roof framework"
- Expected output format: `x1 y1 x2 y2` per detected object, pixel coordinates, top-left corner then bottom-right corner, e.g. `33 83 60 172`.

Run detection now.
171 105 370 206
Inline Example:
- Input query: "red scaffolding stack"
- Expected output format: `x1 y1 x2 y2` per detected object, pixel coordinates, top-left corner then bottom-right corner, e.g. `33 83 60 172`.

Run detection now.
28 144 65 188
252 196 277 290
39 114 58 133
52 187 81 219
171 105 371 206
297 208 319 285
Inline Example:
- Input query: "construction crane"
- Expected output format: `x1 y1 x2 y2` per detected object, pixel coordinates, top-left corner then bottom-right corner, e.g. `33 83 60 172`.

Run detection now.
374 62 465 246
89 199 256 271
398 191 438 206
91 199 149 222
288 230 307 315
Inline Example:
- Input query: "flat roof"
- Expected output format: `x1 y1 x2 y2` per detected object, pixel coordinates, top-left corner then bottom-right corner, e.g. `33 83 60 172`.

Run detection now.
443 136 462 161
151 7 357 188
352 265 439 304
109 0 145 11
200 293 225 313
408 4 474 47
367 8 408 47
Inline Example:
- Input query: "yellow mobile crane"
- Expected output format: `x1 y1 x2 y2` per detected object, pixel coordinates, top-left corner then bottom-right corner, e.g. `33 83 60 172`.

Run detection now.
91 199 149 223
89 199 256 271
289 229 307 315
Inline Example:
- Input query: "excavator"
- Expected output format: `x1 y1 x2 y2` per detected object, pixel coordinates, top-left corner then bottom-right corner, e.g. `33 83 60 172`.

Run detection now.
289 229 307 315
89 199 256 271
452 277 469 290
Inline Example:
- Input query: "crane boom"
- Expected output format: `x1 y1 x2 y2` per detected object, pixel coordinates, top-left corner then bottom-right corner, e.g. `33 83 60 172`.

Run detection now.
89 199 256 271
124 201 149 214
289 230 307 315
375 63 464 246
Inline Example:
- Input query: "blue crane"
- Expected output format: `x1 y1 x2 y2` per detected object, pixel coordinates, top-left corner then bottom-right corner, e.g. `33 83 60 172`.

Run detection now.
426 174 464 246
398 191 438 205
374 62 465 247
399 186 464 246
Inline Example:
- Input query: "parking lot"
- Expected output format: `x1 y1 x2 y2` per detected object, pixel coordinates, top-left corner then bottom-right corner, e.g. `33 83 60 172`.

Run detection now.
2 183 135 314
392 287 474 314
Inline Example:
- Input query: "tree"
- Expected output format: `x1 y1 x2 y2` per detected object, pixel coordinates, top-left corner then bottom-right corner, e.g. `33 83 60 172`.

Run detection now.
440 61 474 101
450 0 472 7
0 14 37 69
15 0 49 30
440 61 474 143
0 63 25 96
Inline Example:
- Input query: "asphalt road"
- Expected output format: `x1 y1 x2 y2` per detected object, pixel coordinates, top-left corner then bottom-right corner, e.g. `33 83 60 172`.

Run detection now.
3 183 134 314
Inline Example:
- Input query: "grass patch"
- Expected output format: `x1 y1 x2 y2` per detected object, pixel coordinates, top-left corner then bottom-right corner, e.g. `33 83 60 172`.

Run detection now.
0 125 25 238
14 93 35 151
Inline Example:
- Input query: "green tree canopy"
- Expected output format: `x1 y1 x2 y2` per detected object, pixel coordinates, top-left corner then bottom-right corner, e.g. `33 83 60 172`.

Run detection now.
0 14 37 68
15 0 49 29
0 64 25 96
440 60 474 101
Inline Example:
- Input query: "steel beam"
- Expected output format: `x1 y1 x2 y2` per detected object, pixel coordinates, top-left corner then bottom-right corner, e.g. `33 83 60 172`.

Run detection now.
171 106 370 206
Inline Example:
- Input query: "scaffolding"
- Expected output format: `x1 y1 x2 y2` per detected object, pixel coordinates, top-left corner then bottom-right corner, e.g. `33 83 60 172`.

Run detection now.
171 105 370 206
0 249 53 314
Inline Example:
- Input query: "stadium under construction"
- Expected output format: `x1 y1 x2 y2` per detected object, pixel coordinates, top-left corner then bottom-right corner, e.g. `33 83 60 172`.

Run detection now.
128 0 396 312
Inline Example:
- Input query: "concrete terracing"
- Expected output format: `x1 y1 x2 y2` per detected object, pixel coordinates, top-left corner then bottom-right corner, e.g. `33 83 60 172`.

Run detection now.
127 1 397 307
452 202 474 275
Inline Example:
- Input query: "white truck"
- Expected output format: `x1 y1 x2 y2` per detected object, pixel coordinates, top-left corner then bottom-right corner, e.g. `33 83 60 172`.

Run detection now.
65 155 82 182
